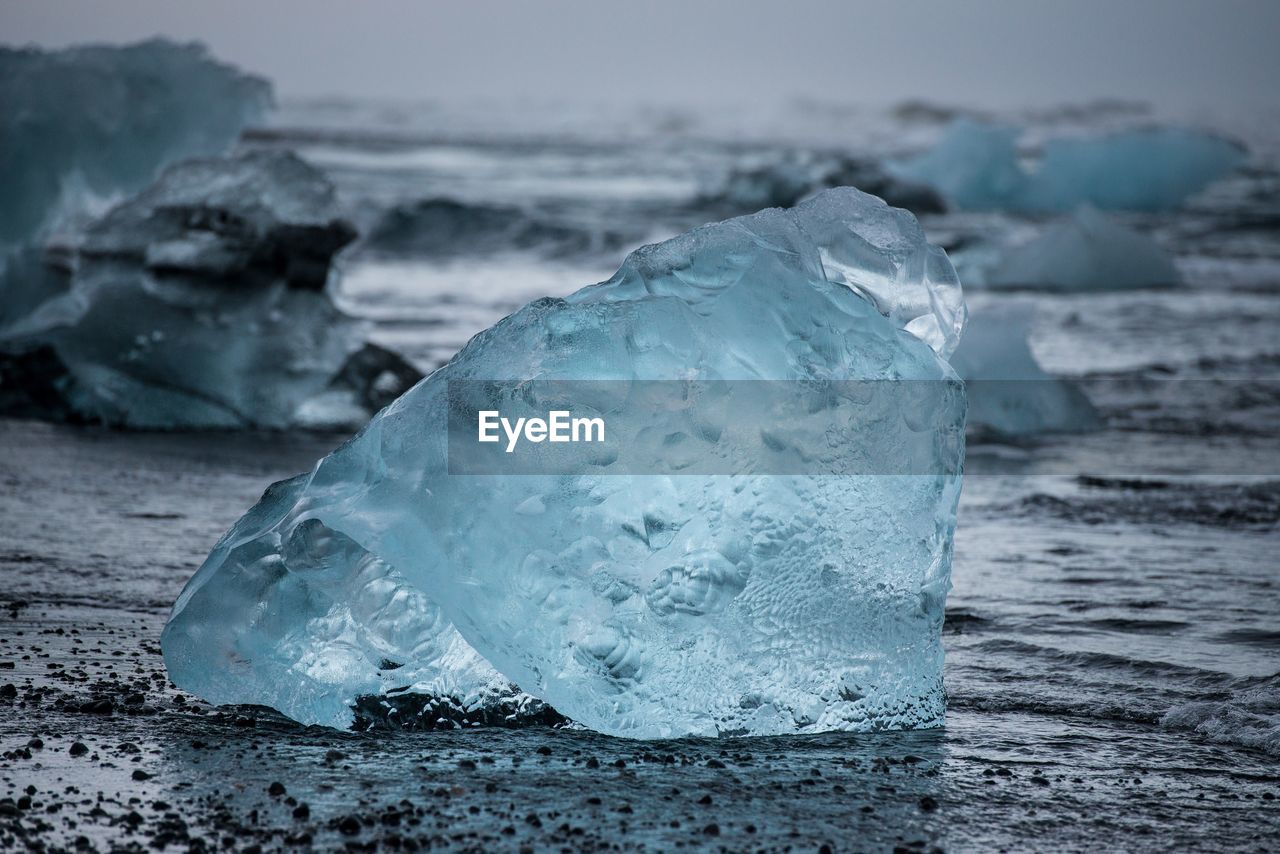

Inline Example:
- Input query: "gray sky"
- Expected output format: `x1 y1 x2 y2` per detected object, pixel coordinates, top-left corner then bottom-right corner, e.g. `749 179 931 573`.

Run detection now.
3 0 1278 109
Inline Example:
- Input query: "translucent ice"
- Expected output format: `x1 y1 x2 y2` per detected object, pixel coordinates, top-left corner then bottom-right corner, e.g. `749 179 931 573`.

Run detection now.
0 39 270 247
951 303 1100 438
988 207 1180 291
0 151 416 429
162 188 968 738
890 119 1245 212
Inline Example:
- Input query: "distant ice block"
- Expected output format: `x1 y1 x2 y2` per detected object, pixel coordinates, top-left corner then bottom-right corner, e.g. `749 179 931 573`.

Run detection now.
890 119 1245 212
951 303 1100 437
162 188 968 738
0 39 270 247
989 207 1180 291
0 151 418 429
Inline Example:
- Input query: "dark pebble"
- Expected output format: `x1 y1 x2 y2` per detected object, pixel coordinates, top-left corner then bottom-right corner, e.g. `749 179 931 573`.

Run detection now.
131 770 151 781
703 823 720 836
268 781 286 797
293 803 310 820
919 796 939 812
69 741 89 756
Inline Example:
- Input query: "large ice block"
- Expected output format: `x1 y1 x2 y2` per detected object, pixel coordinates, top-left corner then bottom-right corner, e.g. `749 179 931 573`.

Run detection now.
0 39 270 247
0 151 417 429
890 119 1245 212
162 188 967 738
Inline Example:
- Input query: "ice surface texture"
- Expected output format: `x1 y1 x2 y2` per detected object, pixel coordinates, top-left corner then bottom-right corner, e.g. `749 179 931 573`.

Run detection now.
162 188 966 738
951 304 1099 438
890 119 1245 212
0 151 417 429
0 39 270 247
988 207 1180 291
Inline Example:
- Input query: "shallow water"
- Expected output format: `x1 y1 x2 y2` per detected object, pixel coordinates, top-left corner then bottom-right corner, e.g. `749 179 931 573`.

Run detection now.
3 99 1280 848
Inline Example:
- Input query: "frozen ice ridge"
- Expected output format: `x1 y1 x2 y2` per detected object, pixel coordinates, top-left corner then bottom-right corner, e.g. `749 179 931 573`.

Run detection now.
988 207 1180 291
0 39 271 248
890 119 1245 212
163 188 967 738
0 151 419 429
951 303 1100 438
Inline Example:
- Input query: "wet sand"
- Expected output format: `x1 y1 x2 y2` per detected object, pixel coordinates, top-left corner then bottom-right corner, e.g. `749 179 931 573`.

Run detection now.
2 417 1277 851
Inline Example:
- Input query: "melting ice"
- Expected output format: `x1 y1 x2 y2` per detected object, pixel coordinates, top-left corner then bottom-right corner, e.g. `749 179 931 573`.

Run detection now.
0 152 419 429
890 119 1245 212
0 39 270 248
162 188 968 738
951 303 1100 438
987 207 1181 291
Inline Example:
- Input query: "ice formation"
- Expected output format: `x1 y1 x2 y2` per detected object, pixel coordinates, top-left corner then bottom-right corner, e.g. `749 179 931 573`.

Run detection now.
0 39 271 247
889 119 1245 212
162 188 968 738
950 303 1100 437
0 151 418 429
988 207 1181 291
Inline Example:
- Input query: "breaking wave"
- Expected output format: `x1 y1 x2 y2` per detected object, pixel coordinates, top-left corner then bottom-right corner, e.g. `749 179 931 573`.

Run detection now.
1003 477 1280 529
1160 674 1280 756
362 197 636 260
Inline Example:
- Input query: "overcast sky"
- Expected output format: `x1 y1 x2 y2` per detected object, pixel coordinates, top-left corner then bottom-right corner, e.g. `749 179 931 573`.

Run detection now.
4 0 1278 110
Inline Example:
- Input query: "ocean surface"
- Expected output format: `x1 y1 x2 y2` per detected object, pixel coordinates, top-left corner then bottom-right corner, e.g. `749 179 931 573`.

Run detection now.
2 97 1278 850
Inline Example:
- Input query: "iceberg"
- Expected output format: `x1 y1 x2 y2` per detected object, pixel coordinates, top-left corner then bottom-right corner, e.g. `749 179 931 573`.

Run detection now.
890 119 1245 212
162 188 968 738
0 151 418 429
951 303 1100 437
0 39 270 248
988 207 1180 291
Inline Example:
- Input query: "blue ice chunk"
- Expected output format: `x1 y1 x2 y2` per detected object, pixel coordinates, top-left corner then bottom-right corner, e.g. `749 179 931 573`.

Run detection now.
890 119 1245 212
989 207 1180 291
0 39 271 248
0 152 388 429
162 188 968 738
951 303 1100 437
887 121 1028 213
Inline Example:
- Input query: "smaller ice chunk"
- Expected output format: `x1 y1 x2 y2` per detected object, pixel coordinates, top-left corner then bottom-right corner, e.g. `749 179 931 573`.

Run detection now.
951 303 1100 438
0 39 271 247
0 151 419 429
1024 128 1246 212
890 119 1245 212
989 207 1180 291
886 121 1027 213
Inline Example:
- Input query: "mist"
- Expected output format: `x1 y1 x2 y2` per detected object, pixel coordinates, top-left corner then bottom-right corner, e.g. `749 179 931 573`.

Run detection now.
4 0 1278 110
